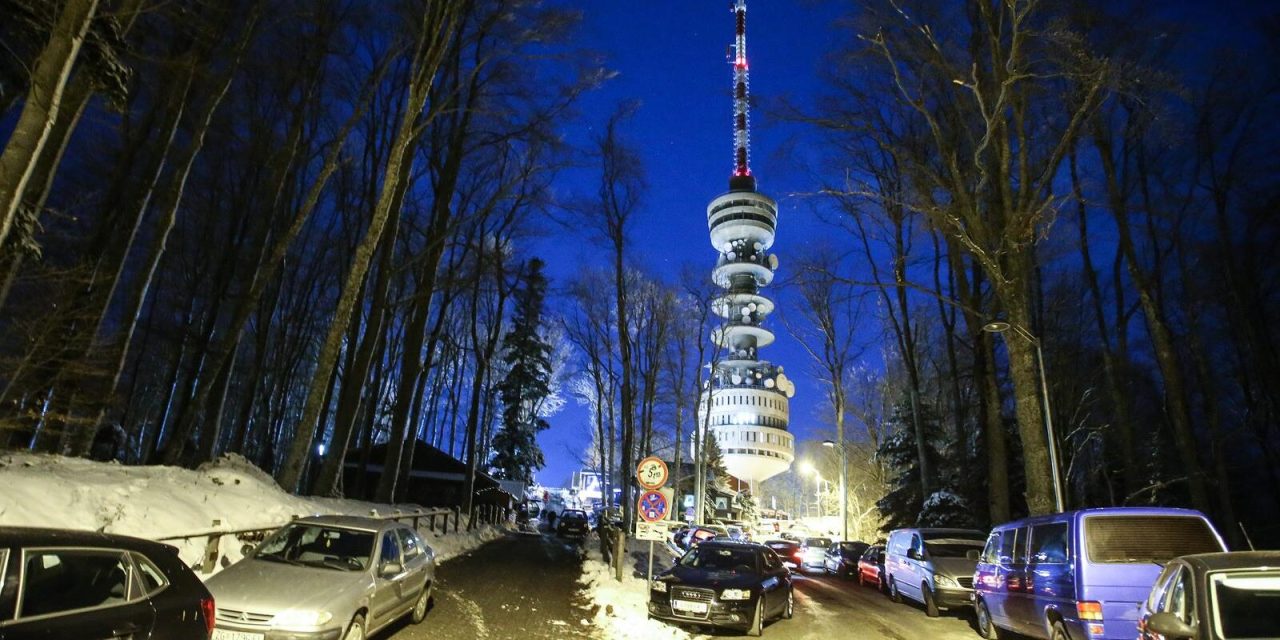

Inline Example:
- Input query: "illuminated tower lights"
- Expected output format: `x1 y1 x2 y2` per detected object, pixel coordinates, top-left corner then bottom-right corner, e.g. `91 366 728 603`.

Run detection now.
697 0 796 489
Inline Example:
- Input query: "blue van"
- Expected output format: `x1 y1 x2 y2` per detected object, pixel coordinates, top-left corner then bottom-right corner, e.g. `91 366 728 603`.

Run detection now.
972 507 1226 640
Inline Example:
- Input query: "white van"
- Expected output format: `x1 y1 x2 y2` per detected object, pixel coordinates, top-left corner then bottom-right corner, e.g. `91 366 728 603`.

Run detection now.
884 528 986 616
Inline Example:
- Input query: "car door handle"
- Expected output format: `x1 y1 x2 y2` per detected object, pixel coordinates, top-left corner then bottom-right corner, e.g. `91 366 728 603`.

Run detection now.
110 622 143 638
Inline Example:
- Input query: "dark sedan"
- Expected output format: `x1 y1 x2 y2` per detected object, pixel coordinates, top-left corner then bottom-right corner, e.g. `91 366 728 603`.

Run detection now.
763 540 801 569
1138 551 1280 640
0 526 214 640
649 540 793 636
557 510 590 538
823 541 869 578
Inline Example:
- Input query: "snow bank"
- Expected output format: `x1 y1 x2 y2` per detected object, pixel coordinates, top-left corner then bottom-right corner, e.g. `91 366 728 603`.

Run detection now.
0 452 505 573
577 544 693 640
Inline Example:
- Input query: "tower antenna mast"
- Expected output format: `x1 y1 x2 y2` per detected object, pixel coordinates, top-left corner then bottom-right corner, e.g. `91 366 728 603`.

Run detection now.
730 0 754 189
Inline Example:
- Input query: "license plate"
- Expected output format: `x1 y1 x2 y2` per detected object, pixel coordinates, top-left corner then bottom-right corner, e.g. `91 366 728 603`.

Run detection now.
212 630 265 640
672 599 708 614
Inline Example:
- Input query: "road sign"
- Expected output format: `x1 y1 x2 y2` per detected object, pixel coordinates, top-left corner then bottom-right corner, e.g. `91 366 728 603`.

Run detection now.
638 490 669 522
635 521 666 541
636 456 668 490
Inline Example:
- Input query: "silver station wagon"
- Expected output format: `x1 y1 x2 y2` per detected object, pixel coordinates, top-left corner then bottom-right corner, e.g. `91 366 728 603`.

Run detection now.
205 515 435 640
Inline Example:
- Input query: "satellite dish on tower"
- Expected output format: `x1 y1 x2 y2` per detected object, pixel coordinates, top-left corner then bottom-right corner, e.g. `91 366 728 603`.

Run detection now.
768 254 779 269
765 378 775 388
731 374 743 385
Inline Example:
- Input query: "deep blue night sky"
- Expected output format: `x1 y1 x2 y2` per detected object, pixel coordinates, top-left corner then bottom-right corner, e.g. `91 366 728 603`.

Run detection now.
529 0 844 487
526 0 1273 488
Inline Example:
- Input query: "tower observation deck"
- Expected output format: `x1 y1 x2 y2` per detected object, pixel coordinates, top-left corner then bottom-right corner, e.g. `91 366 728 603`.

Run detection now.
698 0 795 488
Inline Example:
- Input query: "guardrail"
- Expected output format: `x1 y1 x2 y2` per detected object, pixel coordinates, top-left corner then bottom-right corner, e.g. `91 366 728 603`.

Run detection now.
157 505 462 575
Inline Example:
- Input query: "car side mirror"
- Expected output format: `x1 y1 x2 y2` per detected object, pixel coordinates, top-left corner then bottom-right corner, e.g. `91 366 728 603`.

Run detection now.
966 549 981 561
241 544 255 557
379 562 403 578
907 548 921 560
1146 612 1196 639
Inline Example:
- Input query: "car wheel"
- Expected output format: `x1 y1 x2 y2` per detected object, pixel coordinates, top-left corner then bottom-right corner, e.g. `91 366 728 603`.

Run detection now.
922 583 940 618
747 598 764 637
411 581 432 624
889 577 902 603
342 614 366 640
783 587 794 620
976 599 1004 640
1050 621 1071 640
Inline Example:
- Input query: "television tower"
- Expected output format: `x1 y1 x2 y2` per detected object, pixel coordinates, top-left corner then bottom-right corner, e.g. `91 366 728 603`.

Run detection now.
699 0 795 489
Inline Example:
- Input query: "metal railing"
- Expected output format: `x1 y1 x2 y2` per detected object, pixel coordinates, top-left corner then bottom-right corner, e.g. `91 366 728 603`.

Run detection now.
156 505 462 575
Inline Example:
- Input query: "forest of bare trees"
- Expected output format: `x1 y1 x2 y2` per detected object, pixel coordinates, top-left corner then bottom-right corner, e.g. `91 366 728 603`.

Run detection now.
2 0 1277 545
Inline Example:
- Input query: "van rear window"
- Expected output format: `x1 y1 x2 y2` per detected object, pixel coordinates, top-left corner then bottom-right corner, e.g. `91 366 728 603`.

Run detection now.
1084 516 1222 564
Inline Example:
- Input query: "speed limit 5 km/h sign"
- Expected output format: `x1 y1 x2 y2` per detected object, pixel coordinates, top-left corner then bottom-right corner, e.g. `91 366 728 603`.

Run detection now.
636 456 668 490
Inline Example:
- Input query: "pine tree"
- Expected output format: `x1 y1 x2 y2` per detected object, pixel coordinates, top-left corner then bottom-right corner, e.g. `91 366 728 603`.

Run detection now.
702 430 730 520
875 396 977 530
490 258 554 481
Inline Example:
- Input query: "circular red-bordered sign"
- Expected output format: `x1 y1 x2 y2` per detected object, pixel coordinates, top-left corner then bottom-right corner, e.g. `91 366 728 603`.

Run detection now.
636 456 668 490
638 490 669 523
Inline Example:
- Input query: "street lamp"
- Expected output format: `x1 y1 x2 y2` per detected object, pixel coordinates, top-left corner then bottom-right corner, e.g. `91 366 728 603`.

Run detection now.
822 439 848 542
983 320 1065 512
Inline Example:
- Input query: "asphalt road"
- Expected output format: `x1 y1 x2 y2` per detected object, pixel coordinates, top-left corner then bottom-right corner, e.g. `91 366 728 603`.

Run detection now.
381 528 980 640
381 527 595 640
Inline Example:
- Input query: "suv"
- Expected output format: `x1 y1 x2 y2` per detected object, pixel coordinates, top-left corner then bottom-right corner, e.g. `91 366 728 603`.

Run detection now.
0 527 214 640
973 507 1226 640
885 528 985 616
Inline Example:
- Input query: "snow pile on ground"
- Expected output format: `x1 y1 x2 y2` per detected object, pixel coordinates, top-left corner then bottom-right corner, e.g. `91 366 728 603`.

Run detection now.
0 451 504 573
577 544 693 640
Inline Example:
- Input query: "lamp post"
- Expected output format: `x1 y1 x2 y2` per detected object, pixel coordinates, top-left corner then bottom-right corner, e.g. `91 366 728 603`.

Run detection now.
983 320 1065 512
822 439 848 542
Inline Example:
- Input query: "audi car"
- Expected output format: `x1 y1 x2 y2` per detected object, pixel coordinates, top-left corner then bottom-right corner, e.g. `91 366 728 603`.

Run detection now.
649 540 793 636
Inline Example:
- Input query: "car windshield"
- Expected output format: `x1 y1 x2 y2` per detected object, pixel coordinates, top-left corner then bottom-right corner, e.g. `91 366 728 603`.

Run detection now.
804 538 832 549
1211 571 1280 638
925 539 985 558
255 524 374 571
563 511 587 522
679 547 759 574
840 543 865 554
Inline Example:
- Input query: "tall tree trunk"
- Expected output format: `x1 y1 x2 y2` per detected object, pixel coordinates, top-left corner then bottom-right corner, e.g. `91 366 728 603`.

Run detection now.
0 0 99 248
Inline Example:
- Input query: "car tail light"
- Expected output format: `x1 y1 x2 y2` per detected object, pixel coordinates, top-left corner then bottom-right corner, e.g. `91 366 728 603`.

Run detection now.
1076 600 1103 621
201 597 216 637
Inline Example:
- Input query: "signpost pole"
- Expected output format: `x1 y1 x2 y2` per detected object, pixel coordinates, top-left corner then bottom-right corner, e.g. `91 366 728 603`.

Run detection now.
647 540 654 586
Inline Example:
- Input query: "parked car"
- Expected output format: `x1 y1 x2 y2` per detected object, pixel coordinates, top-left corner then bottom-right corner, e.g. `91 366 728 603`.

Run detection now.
856 544 887 591
824 541 870 578
205 515 435 640
680 525 730 551
0 526 214 640
885 527 985 616
763 540 802 569
1138 551 1280 640
649 540 793 636
973 507 1227 640
557 510 591 538
798 537 834 573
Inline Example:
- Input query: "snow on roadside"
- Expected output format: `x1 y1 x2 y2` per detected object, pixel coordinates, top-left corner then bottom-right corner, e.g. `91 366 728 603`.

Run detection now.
0 452 505 573
577 544 694 640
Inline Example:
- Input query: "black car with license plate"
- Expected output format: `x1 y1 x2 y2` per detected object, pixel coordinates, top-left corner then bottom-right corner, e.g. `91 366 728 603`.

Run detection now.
763 540 801 569
649 540 793 636
0 527 214 640
556 510 590 537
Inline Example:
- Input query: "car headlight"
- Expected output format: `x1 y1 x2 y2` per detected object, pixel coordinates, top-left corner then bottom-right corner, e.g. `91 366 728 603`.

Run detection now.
934 575 958 588
720 588 751 601
270 609 333 629
652 581 668 593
